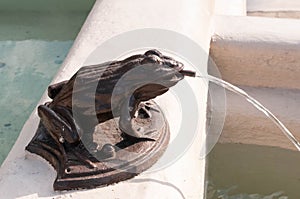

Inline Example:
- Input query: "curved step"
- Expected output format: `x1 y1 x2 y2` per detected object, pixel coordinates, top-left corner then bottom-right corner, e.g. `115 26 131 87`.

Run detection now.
210 15 300 90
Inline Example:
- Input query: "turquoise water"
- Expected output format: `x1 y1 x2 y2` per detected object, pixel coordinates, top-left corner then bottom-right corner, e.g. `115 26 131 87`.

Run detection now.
0 0 95 165
0 0 95 40
0 40 72 163
205 144 300 198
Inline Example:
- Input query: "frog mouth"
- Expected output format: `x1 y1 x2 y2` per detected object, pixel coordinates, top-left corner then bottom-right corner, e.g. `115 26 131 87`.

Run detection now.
180 69 196 77
164 58 195 77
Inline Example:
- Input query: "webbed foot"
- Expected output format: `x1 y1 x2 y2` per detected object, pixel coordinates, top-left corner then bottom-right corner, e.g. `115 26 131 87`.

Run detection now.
96 143 116 160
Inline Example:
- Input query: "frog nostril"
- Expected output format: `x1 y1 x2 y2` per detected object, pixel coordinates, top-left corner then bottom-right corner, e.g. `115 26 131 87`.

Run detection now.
163 59 183 70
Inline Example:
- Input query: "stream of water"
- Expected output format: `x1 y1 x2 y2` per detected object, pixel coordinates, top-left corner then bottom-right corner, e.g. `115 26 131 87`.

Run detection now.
197 74 300 151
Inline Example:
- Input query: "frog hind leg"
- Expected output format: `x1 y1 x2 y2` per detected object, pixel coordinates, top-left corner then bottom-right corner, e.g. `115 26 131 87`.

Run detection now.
38 105 69 167
38 105 96 169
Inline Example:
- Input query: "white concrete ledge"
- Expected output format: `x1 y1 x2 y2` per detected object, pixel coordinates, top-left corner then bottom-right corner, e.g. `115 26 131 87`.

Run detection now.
0 0 213 198
210 15 300 90
247 0 300 19
247 0 300 12
218 86 300 151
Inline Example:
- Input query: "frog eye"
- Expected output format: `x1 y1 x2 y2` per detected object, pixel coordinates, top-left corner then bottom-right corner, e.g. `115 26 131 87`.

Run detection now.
141 55 162 65
144 49 162 57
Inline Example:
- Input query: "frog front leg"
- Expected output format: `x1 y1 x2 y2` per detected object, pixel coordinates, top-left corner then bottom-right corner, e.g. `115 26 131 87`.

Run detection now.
119 95 141 138
118 95 155 139
38 105 96 169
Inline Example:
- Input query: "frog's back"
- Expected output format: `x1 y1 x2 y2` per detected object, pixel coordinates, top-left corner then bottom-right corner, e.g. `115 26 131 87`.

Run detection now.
49 55 144 115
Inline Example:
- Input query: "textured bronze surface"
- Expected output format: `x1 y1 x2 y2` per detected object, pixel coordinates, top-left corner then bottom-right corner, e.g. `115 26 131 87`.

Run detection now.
26 101 169 190
25 50 187 191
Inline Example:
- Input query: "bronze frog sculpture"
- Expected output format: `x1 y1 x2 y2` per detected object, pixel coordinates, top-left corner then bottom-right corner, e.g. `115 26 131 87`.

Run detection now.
32 49 195 169
26 49 197 190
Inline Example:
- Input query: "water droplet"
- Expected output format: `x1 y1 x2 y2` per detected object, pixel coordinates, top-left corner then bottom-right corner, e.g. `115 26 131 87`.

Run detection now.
198 74 300 151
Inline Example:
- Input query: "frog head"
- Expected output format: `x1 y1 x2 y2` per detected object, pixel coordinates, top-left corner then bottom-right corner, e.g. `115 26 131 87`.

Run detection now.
117 50 189 138
123 49 186 101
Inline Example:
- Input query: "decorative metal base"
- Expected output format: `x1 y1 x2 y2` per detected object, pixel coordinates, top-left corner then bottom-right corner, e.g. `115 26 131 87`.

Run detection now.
26 101 170 191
